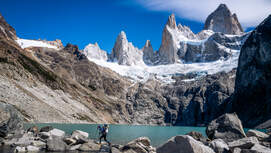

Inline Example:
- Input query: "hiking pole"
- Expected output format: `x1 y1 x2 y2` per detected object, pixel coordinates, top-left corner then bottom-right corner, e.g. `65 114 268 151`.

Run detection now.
95 127 100 143
95 128 98 141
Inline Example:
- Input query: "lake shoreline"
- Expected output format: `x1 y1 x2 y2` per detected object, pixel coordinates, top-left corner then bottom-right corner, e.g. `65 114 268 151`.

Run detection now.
23 123 209 147
24 122 208 128
1 113 271 153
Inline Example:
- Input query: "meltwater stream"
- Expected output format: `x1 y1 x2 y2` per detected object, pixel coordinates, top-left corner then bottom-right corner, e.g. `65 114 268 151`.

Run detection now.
24 123 207 147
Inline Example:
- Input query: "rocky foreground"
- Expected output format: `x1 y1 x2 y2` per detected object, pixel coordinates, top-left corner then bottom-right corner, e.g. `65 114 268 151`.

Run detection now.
1 102 271 153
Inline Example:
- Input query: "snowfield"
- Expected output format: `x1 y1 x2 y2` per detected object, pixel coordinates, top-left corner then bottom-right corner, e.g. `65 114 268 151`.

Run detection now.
16 38 58 49
87 49 239 84
167 26 211 48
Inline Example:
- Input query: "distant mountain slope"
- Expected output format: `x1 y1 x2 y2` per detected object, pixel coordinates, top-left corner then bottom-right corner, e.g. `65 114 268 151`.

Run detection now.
0 14 131 124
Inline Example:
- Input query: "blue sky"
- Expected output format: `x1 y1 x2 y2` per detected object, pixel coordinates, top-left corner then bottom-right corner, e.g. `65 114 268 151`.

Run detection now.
1 0 268 52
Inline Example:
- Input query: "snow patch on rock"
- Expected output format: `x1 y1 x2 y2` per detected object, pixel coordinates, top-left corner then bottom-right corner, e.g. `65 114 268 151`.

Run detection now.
16 38 59 49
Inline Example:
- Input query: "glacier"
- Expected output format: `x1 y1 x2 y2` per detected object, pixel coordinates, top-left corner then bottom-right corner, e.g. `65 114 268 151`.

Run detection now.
86 49 239 84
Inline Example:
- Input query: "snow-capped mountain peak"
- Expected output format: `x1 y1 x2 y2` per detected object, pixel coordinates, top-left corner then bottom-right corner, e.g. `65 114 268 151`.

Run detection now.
204 3 243 34
83 5 249 83
110 31 145 66
83 42 108 61
166 14 177 29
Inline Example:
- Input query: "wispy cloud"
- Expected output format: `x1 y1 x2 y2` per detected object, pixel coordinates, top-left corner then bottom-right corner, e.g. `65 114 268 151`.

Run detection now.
135 0 271 28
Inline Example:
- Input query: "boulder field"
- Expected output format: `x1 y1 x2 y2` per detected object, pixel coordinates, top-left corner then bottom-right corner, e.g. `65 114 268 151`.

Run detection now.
0 104 271 153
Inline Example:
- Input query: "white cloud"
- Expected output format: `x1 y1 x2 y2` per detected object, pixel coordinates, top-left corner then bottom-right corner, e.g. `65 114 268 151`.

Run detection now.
135 0 271 28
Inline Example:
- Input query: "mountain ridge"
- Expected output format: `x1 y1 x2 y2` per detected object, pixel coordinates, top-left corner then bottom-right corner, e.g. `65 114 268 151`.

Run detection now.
83 4 246 66
1 3 270 129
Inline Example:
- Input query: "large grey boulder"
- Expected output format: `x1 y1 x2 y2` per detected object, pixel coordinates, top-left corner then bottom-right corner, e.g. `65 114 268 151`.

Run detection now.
3 133 34 146
46 137 69 151
78 140 100 152
250 144 271 153
228 137 259 150
38 128 65 140
26 145 40 152
48 128 65 138
39 132 50 140
185 131 207 144
37 129 65 141
206 113 246 142
210 139 230 153
39 126 53 132
204 4 243 35
69 144 81 151
63 137 76 145
31 140 46 148
122 137 155 153
71 130 89 144
232 14 271 127
15 146 26 152
0 102 23 138
71 130 89 139
157 135 214 153
246 130 269 140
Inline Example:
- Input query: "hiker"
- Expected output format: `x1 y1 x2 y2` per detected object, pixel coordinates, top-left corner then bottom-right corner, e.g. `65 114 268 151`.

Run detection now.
97 124 110 145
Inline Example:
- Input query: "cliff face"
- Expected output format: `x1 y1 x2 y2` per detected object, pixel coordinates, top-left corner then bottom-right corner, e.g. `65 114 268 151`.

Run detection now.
111 31 144 66
162 70 236 126
204 4 243 35
232 15 271 127
158 14 182 64
143 40 154 65
0 13 17 40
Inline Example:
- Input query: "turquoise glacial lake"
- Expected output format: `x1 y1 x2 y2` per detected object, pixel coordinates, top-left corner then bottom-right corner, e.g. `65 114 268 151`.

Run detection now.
25 123 207 147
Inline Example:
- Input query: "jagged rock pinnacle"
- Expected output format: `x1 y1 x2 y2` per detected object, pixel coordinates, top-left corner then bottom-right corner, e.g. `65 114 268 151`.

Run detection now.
118 31 127 40
166 14 177 29
143 40 154 65
217 4 230 12
111 31 144 66
204 3 243 34
145 40 152 48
